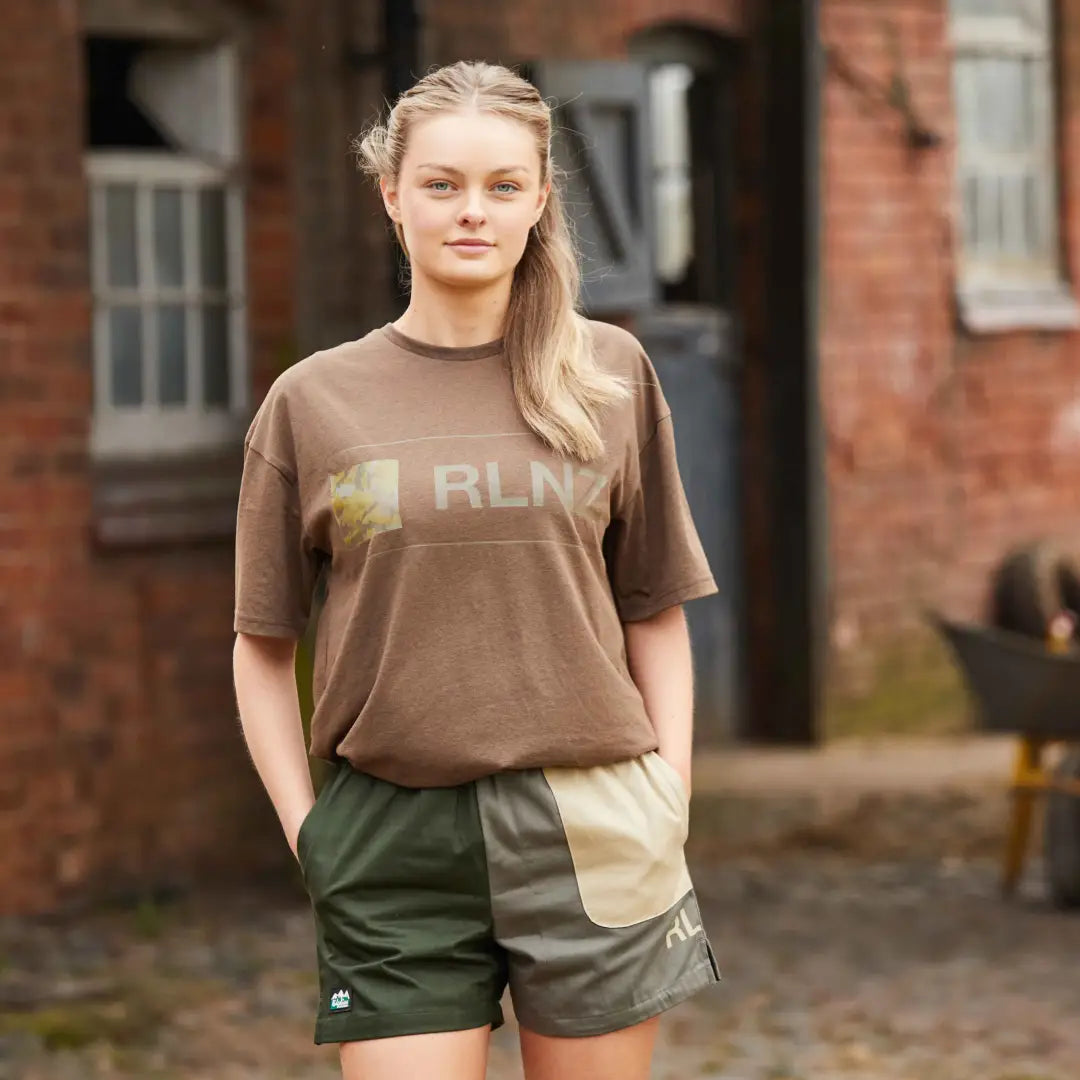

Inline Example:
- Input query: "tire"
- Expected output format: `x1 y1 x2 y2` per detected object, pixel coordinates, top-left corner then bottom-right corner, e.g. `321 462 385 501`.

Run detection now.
1044 748 1080 909
989 541 1061 639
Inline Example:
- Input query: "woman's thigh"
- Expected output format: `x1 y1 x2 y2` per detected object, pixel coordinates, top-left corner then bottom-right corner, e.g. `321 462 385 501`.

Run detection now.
518 1015 661 1080
339 1025 492 1080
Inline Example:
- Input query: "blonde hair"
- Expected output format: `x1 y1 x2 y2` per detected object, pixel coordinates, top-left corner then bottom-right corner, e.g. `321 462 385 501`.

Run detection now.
354 60 631 463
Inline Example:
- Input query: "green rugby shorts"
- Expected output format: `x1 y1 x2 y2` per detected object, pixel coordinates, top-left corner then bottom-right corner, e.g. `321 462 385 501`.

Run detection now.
296 750 721 1043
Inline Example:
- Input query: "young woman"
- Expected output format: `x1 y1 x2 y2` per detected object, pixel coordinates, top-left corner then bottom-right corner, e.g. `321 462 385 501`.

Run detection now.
232 60 721 1080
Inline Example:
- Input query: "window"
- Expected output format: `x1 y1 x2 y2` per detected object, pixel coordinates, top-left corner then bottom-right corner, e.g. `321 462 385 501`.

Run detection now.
629 27 739 308
949 0 1079 330
530 45 735 312
86 37 247 458
528 61 657 313
649 63 694 289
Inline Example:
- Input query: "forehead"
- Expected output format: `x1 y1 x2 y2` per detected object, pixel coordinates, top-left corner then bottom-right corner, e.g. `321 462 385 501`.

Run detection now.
403 111 540 174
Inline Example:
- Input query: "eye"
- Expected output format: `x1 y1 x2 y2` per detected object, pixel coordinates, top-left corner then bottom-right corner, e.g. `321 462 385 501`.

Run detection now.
493 182 520 194
426 180 454 192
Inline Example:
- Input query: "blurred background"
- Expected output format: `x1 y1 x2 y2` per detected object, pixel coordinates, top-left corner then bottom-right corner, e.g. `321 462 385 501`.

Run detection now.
4 0 1080 1077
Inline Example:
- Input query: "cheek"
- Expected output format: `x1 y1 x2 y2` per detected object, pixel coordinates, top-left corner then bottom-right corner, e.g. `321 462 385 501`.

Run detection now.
478 202 523 237
400 196 448 240
499 209 534 252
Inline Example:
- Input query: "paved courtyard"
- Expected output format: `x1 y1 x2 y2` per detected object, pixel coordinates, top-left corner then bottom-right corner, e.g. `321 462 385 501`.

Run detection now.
3 738 1078 1079
2 847 1078 1080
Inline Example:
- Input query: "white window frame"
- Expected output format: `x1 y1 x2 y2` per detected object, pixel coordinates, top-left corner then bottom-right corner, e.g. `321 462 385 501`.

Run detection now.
87 152 248 459
85 33 248 460
949 0 1080 331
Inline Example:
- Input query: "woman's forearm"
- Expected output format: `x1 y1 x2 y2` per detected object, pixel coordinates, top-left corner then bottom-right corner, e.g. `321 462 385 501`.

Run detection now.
623 604 695 794
232 633 315 857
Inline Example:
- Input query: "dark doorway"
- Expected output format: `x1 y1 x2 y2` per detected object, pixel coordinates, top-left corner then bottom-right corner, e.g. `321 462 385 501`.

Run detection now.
629 27 745 744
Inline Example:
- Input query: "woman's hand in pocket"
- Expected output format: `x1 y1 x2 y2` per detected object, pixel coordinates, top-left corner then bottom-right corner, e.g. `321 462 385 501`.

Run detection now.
286 801 315 862
660 752 692 801
677 764 692 800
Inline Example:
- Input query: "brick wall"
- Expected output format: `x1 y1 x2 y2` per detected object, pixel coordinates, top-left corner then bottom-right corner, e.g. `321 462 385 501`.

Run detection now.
422 0 1080 730
292 0 393 354
425 0 745 63
250 0 1080 748
0 0 95 916
327 0 749 346
13 0 1077 914
0 0 299 917
820 0 1080 726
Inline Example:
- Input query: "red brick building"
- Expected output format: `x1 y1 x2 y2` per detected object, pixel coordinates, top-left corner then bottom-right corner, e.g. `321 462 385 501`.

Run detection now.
3 0 1079 914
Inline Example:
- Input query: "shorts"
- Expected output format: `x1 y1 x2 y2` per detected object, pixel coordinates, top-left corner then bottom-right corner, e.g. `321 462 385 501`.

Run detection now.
295 750 721 1043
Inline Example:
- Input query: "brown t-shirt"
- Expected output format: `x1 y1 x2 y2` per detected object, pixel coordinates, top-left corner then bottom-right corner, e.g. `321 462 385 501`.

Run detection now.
233 318 717 786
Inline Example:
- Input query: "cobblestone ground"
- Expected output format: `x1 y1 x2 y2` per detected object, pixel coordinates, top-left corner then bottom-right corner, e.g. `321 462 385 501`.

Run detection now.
2 847 1078 1080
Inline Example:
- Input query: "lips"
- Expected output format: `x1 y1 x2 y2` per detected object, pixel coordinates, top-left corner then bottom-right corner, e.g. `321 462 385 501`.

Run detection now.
449 240 493 248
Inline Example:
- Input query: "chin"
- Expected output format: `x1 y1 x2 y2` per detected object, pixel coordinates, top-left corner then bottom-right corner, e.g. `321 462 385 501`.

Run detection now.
426 262 509 290
443 274 506 292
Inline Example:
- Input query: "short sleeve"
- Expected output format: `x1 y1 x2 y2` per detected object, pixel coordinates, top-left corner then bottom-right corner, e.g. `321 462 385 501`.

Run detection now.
605 413 718 622
233 444 320 638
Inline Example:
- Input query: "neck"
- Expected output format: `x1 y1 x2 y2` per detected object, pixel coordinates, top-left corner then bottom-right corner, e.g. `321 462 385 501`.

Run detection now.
393 272 511 347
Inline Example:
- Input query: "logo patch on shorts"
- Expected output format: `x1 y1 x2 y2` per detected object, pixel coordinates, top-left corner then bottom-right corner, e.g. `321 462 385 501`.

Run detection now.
329 988 352 1013
665 906 703 949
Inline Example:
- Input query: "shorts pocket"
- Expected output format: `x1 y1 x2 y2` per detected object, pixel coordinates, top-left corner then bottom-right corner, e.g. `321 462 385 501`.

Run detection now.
542 755 693 928
295 802 320 872
647 751 691 816
296 765 341 879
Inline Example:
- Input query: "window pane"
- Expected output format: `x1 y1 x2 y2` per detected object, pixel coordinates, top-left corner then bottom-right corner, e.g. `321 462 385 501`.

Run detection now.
109 305 143 406
202 305 229 407
963 175 980 249
976 57 1029 151
974 173 1001 252
1025 173 1053 257
200 189 227 289
988 175 1003 251
153 188 184 288
650 65 692 171
955 61 979 151
158 304 187 405
1001 174 1026 254
105 185 138 288
649 64 694 285
950 0 1048 32
1022 58 1037 142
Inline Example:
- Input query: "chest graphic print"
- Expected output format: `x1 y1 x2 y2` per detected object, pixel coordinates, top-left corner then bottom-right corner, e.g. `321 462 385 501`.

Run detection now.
329 459 403 545
329 453 610 549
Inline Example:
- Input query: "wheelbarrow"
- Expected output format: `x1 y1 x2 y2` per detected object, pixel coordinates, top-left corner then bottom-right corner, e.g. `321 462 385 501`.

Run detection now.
930 612 1080 906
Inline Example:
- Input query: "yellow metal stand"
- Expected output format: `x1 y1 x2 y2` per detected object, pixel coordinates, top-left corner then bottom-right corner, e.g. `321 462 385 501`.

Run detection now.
1002 736 1080 895
1003 738 1044 895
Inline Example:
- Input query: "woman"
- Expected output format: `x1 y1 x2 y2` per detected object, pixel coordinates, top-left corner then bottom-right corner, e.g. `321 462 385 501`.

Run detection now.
232 59 721 1080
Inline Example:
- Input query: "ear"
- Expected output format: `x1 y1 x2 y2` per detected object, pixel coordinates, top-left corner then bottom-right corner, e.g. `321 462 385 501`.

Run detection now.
379 175 402 223
534 180 551 224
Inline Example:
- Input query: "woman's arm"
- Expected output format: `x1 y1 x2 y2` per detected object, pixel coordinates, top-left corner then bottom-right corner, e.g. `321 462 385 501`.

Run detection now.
623 604 695 796
232 632 315 859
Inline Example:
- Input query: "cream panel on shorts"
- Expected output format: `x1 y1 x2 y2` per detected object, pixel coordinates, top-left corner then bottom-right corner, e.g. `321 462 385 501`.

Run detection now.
541 750 693 927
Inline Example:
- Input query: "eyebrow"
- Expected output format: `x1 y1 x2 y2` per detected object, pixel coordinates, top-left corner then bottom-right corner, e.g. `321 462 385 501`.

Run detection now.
415 164 530 176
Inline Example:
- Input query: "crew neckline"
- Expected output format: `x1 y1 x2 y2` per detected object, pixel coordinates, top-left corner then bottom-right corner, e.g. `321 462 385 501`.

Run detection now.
381 322 504 361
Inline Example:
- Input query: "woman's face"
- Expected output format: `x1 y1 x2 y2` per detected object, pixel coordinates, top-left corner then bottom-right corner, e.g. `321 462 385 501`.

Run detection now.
381 111 550 291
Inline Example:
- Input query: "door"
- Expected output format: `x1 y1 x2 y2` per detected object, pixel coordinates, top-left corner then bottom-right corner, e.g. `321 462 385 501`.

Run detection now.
530 56 743 741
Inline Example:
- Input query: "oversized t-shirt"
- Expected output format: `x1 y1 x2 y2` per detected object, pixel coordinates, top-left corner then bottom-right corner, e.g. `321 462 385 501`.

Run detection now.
233 318 717 787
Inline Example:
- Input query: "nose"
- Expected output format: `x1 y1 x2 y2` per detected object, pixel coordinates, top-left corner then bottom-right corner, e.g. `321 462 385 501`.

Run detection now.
458 189 486 228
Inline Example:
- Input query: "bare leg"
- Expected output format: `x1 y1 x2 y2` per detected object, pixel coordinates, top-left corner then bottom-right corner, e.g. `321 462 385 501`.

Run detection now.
339 1025 491 1080
519 1015 661 1080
